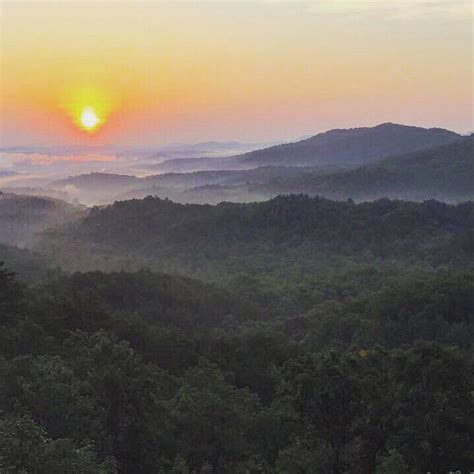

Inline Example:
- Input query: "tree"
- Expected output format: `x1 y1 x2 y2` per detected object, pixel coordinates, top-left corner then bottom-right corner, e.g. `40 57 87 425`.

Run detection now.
170 361 267 473
61 331 175 472
0 414 114 473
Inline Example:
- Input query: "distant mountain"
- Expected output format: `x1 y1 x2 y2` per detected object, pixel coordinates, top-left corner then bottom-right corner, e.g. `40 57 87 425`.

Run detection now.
48 166 345 205
234 123 460 167
0 186 73 202
129 136 473 205
24 125 467 206
54 172 140 189
45 135 472 205
52 171 234 204
108 168 300 204
256 135 474 202
44 133 472 206
153 140 270 155
51 173 141 205
151 123 460 172
145 156 241 173
0 192 84 246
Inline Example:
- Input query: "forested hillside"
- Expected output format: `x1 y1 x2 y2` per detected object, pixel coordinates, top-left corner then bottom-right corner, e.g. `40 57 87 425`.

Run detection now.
257 135 474 202
3 193 474 472
4 180 474 474
40 195 474 279
0 244 50 283
0 193 84 246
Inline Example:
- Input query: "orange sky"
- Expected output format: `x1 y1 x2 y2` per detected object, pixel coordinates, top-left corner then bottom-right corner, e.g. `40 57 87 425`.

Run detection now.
1 0 472 146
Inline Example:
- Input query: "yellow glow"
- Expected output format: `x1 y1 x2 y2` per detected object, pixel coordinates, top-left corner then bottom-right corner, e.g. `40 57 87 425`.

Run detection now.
62 86 112 134
1 2 472 145
80 107 100 131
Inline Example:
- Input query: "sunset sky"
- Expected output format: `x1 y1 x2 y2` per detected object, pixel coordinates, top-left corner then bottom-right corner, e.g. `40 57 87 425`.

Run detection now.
1 0 472 147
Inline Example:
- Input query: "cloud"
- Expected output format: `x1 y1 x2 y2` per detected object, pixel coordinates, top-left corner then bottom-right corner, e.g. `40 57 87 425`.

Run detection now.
1 152 117 166
304 0 472 21
60 184 81 200
44 0 467 22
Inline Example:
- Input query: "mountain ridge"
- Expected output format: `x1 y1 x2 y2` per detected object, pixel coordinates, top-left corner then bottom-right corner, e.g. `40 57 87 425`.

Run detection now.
149 122 460 172
253 135 474 201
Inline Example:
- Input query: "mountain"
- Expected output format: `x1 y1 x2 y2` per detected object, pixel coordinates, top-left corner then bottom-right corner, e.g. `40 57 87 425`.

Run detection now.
51 173 141 205
49 170 251 204
0 192 85 246
2 186 75 202
144 156 241 173
50 171 249 204
48 166 345 205
123 136 473 205
147 140 271 159
150 123 460 172
17 125 465 207
255 135 474 202
39 195 473 278
234 122 460 166
117 166 338 204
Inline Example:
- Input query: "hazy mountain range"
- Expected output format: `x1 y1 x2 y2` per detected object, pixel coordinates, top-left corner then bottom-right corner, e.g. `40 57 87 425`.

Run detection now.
240 135 474 203
1 123 471 206
0 140 276 181
148 122 461 172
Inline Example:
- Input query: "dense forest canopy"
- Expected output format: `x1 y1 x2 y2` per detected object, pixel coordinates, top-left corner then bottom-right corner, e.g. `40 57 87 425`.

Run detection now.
39 195 474 281
1 261 473 472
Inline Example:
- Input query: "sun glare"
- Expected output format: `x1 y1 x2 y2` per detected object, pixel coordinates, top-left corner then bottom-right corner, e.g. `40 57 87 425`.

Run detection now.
63 87 111 134
80 107 100 131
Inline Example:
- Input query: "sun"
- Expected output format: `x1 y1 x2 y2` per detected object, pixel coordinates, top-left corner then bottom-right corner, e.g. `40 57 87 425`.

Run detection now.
63 86 111 134
80 107 101 131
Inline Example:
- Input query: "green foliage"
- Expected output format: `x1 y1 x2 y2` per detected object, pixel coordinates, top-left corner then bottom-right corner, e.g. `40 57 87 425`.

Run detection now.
375 450 408 474
0 414 113 474
279 346 474 473
170 361 267 472
2 192 473 472
1 263 472 472
40 196 474 282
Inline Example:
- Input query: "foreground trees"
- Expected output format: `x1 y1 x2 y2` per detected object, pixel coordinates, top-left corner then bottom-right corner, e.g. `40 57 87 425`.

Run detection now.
0 264 472 472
